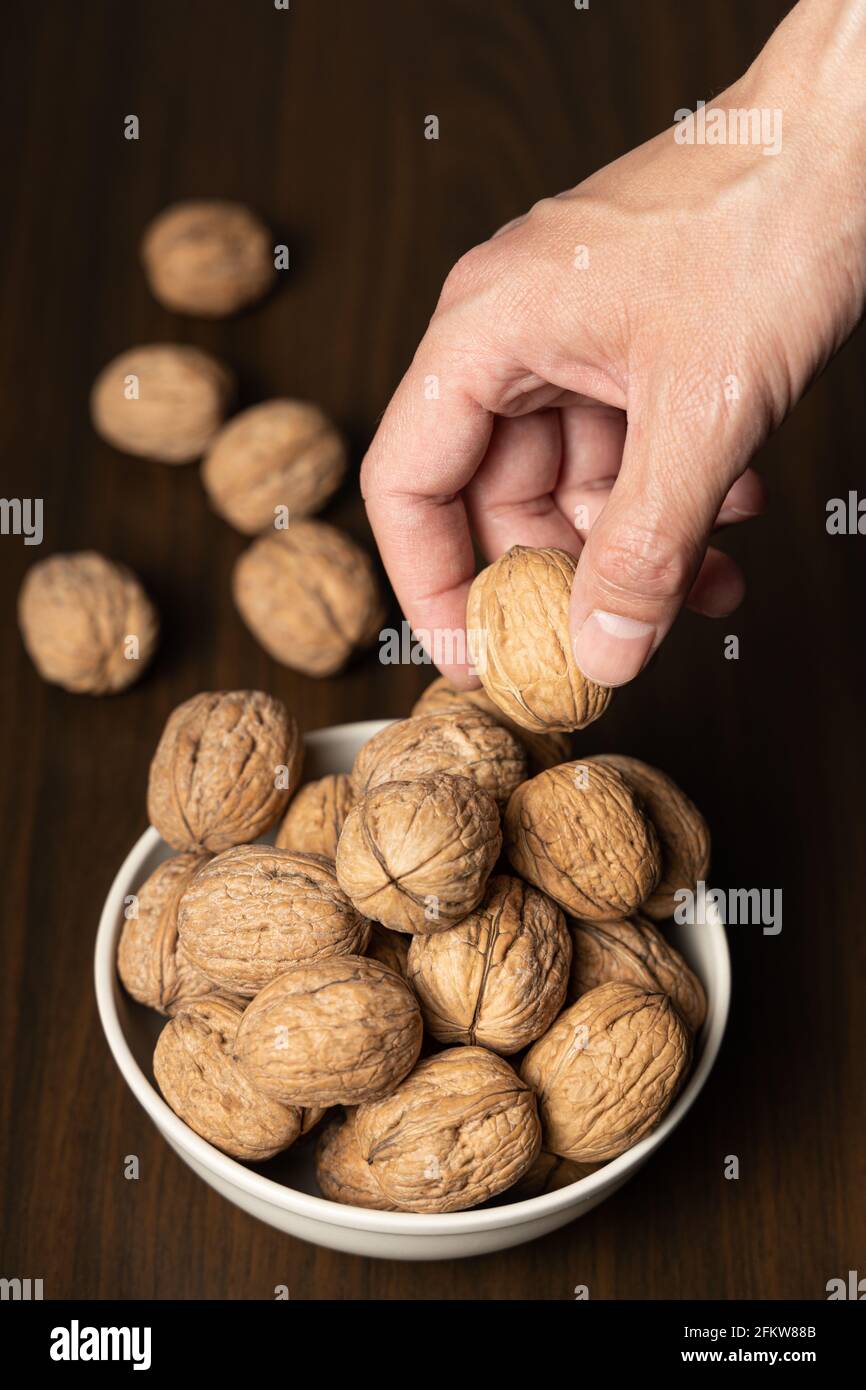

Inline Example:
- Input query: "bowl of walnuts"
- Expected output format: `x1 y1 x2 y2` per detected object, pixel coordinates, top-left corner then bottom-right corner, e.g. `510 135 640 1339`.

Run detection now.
95 667 729 1261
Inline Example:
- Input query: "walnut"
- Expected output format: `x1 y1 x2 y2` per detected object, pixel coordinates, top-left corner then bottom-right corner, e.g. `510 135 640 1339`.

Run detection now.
234 956 422 1107
507 1151 598 1201
275 774 354 860
202 400 346 534
335 775 501 934
177 844 370 995
299 1106 329 1137
354 1046 541 1213
147 690 302 853
315 1111 398 1210
407 875 571 1054
350 710 527 808
412 675 572 773
505 760 661 920
18 551 159 695
232 521 386 676
520 981 692 1162
117 852 214 1013
141 199 274 317
366 924 411 979
568 915 707 1032
465 546 613 732
153 995 301 1161
90 344 234 463
588 755 711 920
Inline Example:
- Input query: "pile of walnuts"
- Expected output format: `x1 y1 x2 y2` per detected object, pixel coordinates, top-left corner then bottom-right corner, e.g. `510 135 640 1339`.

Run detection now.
121 674 710 1215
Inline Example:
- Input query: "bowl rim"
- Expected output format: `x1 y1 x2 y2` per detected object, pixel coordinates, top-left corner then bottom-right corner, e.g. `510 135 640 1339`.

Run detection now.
95 720 731 1235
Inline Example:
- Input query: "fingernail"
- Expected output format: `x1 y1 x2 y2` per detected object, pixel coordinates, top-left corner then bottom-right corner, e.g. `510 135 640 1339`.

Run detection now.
717 505 760 525
573 610 656 686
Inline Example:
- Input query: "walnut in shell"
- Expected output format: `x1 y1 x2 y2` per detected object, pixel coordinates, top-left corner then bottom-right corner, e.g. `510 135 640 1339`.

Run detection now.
315 1112 398 1210
141 199 274 317
505 760 661 920
350 709 527 808
117 852 213 1013
275 773 354 860
520 981 692 1163
202 400 346 534
147 690 302 853
335 774 501 935
18 551 159 695
407 875 571 1053
354 1046 541 1213
366 924 411 979
465 546 613 733
90 344 234 463
589 755 711 919
567 915 707 1032
412 675 572 773
234 956 423 1106
178 844 370 996
232 521 386 676
507 1151 599 1201
153 996 301 1161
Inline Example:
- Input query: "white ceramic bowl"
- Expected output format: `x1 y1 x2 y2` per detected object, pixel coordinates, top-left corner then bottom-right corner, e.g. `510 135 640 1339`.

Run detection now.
95 719 730 1261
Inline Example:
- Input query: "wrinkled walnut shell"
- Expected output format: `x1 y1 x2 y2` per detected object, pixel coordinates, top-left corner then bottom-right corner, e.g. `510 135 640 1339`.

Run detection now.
315 1111 398 1210
141 199 274 317
147 690 302 853
335 774 501 935
178 844 370 996
355 1046 541 1213
18 551 159 695
412 676 573 773
568 915 707 1033
117 852 213 1013
365 925 411 979
275 774 354 860
507 1151 599 1201
90 344 234 463
466 546 613 733
521 981 692 1162
505 760 661 920
351 710 527 809
234 956 422 1107
407 875 571 1054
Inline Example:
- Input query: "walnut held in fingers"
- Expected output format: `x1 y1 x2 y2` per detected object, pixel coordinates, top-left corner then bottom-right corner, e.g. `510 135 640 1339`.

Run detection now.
568 915 707 1032
335 774 501 935
203 400 347 534
589 755 711 920
147 689 301 853
234 956 422 1107
233 521 386 677
178 844 370 996
141 199 275 317
315 1112 398 1210
520 981 692 1163
407 875 571 1054
90 344 234 463
18 551 159 695
153 996 301 1162
466 546 613 733
117 852 213 1013
505 760 661 920
275 774 354 860
354 1046 541 1213
351 710 527 808
412 675 573 773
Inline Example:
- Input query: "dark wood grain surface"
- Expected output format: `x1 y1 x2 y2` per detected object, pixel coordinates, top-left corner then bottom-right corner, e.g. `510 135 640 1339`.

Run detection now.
1 0 864 1300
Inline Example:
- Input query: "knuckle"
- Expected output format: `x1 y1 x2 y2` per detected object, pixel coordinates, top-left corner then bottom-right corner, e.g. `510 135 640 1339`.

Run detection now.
437 244 491 308
591 525 695 602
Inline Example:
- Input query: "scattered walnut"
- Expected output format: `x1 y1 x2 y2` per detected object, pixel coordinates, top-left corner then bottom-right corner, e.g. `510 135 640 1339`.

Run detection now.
589 755 711 920
466 546 613 732
354 1046 541 1213
90 344 234 463
407 875 571 1054
234 956 422 1107
335 774 501 934
315 1111 399 1210
232 521 386 676
505 760 661 920
141 199 275 317
350 709 527 808
366 924 411 979
568 915 707 1032
520 981 692 1163
118 852 214 1013
18 551 159 695
202 400 346 534
275 773 354 860
178 844 370 995
147 689 302 853
153 995 301 1161
412 675 572 773
507 1151 599 1201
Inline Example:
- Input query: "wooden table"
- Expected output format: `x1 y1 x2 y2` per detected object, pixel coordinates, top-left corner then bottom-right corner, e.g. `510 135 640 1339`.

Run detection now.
2 0 863 1300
